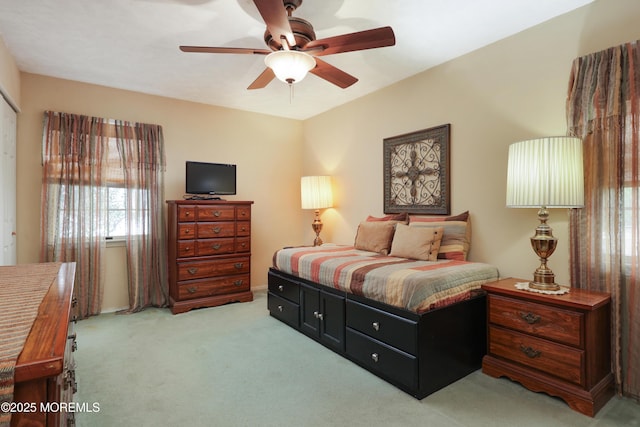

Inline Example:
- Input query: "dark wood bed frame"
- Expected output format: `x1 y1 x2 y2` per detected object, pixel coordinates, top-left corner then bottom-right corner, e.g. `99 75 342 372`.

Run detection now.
267 267 487 399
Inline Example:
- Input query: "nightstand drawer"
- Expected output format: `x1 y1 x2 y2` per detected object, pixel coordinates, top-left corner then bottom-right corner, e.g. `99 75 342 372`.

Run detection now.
489 325 584 386
346 299 417 355
346 328 417 390
489 294 583 347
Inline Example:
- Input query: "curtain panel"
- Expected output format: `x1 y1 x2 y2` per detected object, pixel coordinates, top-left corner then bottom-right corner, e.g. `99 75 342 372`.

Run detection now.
566 40 640 399
41 111 168 318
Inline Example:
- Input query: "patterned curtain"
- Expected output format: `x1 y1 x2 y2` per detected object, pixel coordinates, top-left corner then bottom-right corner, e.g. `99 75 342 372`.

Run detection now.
566 40 640 399
114 120 168 312
41 112 109 318
41 111 168 318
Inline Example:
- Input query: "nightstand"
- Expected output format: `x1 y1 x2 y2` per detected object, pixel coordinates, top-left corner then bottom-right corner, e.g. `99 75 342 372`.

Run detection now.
481 278 614 417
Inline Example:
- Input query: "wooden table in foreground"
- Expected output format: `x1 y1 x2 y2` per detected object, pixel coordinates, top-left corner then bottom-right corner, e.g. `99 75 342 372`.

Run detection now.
481 278 614 417
13 262 77 427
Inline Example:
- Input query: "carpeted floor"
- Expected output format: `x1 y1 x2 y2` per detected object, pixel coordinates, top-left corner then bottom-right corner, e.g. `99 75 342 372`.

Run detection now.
73 290 639 427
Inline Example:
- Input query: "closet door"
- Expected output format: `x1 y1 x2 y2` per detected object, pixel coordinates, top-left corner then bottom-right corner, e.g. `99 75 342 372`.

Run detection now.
0 96 17 265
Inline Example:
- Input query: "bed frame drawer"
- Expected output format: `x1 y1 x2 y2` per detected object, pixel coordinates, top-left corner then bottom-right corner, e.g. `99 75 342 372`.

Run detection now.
346 299 418 355
268 272 300 304
268 292 300 328
346 328 418 391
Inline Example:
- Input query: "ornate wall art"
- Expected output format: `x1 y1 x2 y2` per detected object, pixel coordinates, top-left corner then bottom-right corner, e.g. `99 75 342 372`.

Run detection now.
383 124 450 214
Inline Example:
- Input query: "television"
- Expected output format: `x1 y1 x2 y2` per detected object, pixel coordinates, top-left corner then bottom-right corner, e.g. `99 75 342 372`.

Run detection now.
185 161 236 196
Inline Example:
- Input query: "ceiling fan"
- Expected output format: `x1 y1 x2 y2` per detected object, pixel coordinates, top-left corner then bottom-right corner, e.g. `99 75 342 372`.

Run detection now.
179 0 396 90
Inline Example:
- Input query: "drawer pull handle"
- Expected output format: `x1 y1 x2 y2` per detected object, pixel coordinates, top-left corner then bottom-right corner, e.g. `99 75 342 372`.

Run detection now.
184 247 190 251
520 312 541 324
212 244 221 250
233 280 243 286
187 267 198 275
184 228 191 234
278 305 283 312
187 287 197 294
212 226 221 234
520 345 541 359
278 285 284 292
234 263 244 269
371 353 379 363
185 211 191 216
214 211 221 217
68 333 78 352
372 321 380 331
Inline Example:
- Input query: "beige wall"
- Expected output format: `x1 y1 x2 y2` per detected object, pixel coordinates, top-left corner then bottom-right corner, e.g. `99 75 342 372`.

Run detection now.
8 0 640 310
0 35 20 109
17 74 303 311
302 0 640 285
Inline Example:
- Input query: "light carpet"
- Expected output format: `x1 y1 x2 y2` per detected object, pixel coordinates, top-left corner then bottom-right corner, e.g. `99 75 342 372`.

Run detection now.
73 291 639 427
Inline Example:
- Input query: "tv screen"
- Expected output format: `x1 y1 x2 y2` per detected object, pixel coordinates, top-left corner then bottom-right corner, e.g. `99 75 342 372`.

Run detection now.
185 161 237 195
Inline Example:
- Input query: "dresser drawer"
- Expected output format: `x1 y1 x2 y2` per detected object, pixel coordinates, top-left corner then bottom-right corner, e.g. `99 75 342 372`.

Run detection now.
346 299 417 355
177 274 250 300
177 240 195 257
197 222 236 238
177 205 196 221
346 328 418 390
178 257 250 281
236 237 250 253
489 325 584 385
268 292 300 328
236 206 251 220
196 238 235 256
237 221 251 236
197 205 235 221
488 294 583 347
178 223 196 239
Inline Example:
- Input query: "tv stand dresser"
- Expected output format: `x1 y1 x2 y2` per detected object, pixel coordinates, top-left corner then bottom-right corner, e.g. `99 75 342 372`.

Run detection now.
166 200 253 314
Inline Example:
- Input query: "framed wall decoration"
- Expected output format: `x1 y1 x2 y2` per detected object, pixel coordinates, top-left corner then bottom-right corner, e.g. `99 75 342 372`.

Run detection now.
383 124 450 215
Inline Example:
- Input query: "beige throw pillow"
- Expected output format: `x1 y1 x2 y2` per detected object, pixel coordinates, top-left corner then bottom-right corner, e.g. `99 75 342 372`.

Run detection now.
390 223 443 261
354 221 396 255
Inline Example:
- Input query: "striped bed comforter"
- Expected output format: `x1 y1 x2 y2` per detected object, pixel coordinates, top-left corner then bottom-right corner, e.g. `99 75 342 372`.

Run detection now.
273 245 499 314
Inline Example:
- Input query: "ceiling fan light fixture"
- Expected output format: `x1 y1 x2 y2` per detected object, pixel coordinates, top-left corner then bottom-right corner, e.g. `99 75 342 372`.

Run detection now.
264 50 316 84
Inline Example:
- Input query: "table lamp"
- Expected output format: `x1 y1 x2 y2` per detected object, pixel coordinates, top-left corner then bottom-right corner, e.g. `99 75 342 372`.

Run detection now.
301 175 333 246
506 136 584 291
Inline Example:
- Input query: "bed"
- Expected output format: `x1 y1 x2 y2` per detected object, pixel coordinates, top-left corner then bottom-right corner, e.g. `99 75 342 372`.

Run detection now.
267 212 500 399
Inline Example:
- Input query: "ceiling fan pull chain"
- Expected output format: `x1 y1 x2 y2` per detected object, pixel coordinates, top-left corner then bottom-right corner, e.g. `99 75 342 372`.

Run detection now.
289 83 294 103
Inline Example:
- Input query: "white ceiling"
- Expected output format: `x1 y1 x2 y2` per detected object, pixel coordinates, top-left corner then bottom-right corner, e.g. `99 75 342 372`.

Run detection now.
0 0 594 120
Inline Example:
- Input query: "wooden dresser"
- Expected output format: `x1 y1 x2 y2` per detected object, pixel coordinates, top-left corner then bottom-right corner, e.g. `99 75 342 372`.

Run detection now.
166 200 254 314
481 278 614 417
13 262 77 427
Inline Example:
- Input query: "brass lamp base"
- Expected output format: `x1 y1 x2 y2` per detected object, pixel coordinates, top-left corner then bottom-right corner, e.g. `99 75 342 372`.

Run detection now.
311 209 323 246
529 206 560 291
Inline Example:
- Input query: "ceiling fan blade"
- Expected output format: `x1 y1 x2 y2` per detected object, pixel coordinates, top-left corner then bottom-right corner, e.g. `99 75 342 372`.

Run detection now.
309 58 358 89
180 46 271 55
253 0 296 48
303 26 396 56
247 68 276 90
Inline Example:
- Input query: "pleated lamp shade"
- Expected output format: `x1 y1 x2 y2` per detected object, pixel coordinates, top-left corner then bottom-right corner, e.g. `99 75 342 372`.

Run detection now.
506 136 584 208
301 176 333 210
